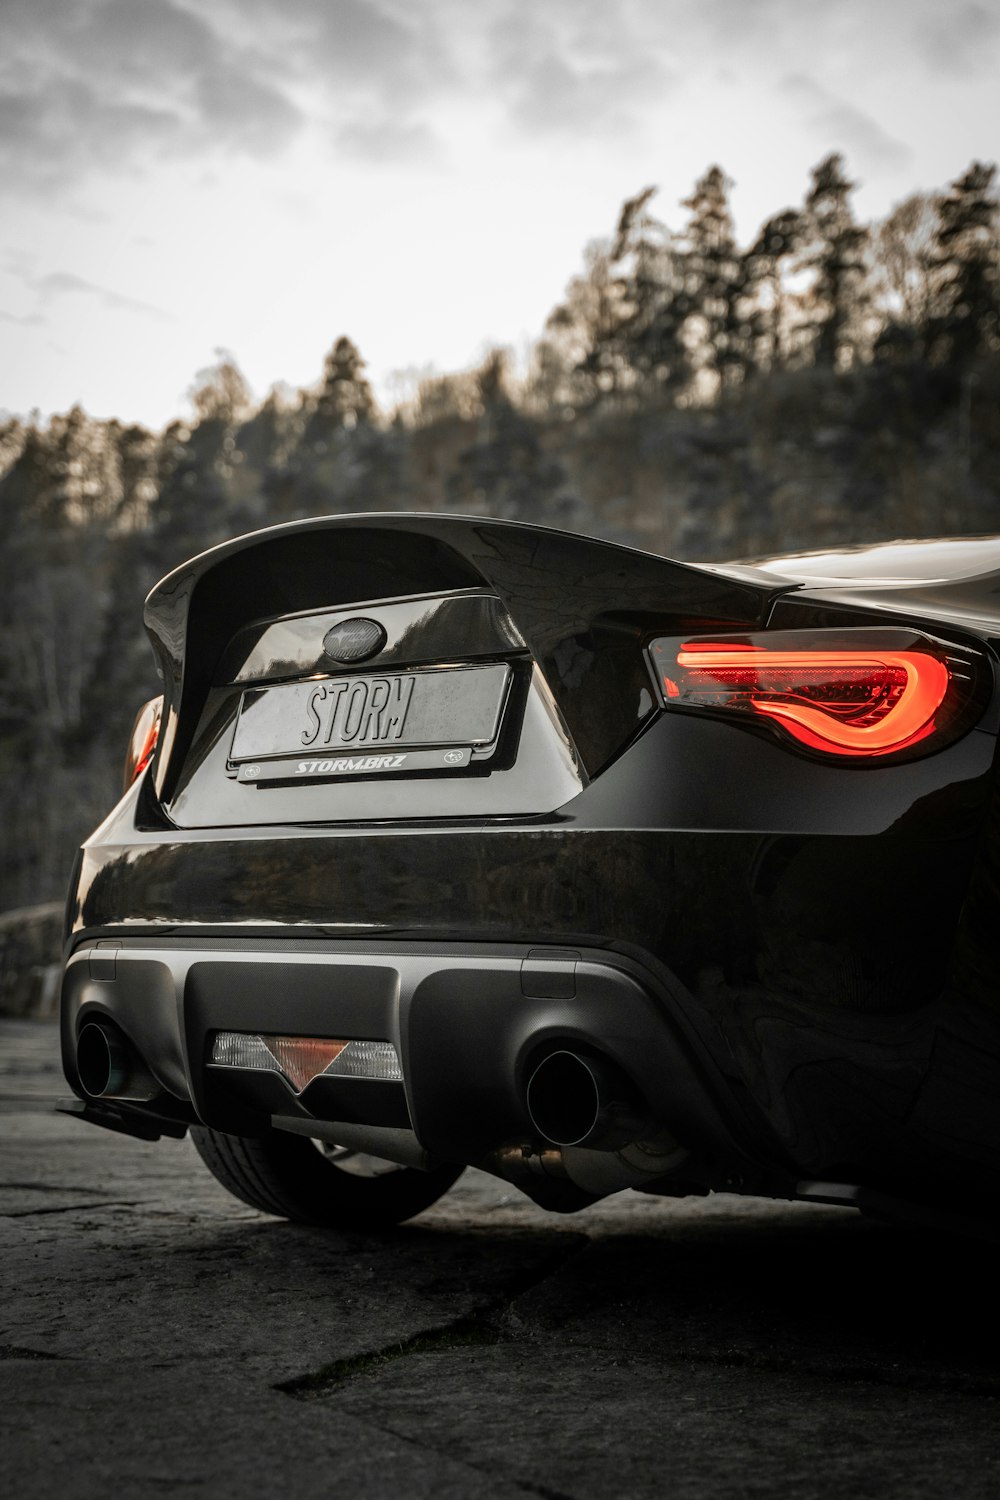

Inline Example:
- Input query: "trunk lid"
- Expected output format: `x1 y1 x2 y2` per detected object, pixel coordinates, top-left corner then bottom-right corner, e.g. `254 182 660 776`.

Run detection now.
142 514 781 827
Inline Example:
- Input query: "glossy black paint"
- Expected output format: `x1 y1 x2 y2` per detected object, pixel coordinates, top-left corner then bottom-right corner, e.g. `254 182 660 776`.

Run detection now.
61 516 1000 1224
143 514 773 803
166 660 584 824
221 591 526 684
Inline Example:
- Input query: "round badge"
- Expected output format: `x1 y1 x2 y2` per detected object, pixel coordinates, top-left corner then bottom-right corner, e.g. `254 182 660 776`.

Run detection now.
322 617 387 663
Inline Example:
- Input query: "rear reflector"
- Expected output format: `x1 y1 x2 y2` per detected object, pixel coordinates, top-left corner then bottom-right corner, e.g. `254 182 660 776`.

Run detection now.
649 628 982 760
124 695 163 791
209 1033 403 1093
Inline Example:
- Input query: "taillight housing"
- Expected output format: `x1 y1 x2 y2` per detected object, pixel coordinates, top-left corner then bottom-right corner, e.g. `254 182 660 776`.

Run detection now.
648 629 989 762
123 695 163 791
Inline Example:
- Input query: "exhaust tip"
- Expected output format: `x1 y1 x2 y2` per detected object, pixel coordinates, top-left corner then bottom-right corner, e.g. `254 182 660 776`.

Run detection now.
525 1048 648 1151
77 1021 159 1102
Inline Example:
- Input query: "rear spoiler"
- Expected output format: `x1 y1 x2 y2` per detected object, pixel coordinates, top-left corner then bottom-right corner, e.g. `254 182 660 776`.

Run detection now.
143 513 785 799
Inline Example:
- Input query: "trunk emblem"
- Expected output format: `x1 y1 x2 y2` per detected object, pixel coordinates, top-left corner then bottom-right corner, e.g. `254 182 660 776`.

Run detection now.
322 617 387 663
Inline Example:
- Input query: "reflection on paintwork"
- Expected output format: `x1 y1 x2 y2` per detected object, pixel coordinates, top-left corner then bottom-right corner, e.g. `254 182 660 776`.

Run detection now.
67 515 1000 1222
222 591 526 685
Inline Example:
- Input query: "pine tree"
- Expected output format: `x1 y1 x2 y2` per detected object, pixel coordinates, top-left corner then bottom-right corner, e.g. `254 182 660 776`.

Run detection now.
545 240 626 407
107 421 159 531
447 349 570 522
679 166 750 393
747 208 807 372
611 186 690 398
151 417 232 567
871 194 937 363
798 154 870 369
189 355 252 426
924 162 1000 366
305 336 377 446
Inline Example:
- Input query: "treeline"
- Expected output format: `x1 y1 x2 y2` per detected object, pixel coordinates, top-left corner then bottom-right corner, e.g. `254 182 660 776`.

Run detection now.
1 153 998 909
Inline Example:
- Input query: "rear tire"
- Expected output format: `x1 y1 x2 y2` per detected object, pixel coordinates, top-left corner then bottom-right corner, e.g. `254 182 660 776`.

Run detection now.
190 1126 463 1228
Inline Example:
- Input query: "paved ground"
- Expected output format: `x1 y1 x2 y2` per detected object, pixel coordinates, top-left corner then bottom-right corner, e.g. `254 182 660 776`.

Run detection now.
3 1016 1000 1499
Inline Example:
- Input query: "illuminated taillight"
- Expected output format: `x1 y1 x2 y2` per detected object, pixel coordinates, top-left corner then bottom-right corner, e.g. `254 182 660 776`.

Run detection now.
648 629 986 760
123 695 163 791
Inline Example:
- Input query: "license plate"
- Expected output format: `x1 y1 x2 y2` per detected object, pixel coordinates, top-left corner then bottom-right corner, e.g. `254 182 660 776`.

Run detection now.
230 663 511 772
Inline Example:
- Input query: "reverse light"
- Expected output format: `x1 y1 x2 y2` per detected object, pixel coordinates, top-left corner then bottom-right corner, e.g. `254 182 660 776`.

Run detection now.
209 1033 403 1092
123 695 163 791
648 629 984 760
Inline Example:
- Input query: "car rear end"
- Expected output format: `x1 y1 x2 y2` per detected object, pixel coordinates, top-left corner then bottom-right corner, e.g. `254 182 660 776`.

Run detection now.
60 516 1000 1222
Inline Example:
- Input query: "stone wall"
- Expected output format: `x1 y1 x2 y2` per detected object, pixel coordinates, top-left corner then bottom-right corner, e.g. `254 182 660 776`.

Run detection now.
0 904 64 1018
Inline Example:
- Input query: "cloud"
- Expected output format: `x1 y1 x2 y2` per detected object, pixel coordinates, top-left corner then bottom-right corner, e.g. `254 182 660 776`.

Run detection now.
207 0 455 107
0 309 45 327
486 4 674 139
74 0 218 79
0 79 186 187
0 0 465 195
0 0 989 203
813 103 913 175
0 256 169 331
505 52 670 139
336 117 442 166
916 2 1000 75
192 60 301 153
0 0 304 191
780 75 913 177
9 268 171 321
685 0 1000 96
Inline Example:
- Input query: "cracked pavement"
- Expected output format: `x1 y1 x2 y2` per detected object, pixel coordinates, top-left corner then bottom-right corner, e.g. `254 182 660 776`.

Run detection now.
2 1017 1000 1499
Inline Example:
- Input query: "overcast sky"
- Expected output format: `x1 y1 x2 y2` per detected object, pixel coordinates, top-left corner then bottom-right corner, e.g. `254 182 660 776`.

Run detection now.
1 0 998 429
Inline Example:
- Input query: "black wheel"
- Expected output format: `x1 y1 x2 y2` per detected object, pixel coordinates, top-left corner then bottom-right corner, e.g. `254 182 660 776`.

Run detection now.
190 1126 463 1228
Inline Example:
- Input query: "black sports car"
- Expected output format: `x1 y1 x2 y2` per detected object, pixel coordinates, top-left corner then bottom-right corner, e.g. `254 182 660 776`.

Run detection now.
59 516 1000 1234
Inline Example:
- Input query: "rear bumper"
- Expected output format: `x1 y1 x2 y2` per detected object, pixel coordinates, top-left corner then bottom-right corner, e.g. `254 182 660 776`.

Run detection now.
60 713 1000 1202
60 936 757 1168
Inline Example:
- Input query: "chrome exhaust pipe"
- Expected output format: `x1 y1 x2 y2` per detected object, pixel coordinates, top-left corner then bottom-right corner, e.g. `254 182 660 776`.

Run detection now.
525 1048 651 1151
77 1021 160 1102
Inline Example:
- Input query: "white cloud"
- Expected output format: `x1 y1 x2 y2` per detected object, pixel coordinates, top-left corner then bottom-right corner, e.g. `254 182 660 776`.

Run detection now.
35 272 171 321
0 0 997 427
780 76 912 178
335 117 443 166
0 0 302 189
915 2 1000 76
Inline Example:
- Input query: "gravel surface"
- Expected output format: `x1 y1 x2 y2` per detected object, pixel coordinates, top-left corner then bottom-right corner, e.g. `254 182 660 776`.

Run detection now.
3 1017 999 1499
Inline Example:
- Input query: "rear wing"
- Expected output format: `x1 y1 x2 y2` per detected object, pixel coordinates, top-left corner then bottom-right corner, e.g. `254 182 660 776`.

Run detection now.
143 513 782 802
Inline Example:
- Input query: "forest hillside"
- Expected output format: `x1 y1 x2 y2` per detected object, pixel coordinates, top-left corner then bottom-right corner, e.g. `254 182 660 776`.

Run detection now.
1 154 998 909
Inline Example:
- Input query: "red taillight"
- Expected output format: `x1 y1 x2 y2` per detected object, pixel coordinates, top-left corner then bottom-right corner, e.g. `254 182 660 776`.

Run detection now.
123 696 163 791
649 630 983 760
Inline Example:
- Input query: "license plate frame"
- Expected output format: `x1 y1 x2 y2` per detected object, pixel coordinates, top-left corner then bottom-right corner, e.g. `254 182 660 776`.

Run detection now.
229 662 512 778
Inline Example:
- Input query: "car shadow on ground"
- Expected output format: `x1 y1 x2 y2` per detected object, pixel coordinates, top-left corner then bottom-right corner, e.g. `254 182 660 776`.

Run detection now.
239 1194 1000 1396
255 1206 1000 1499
